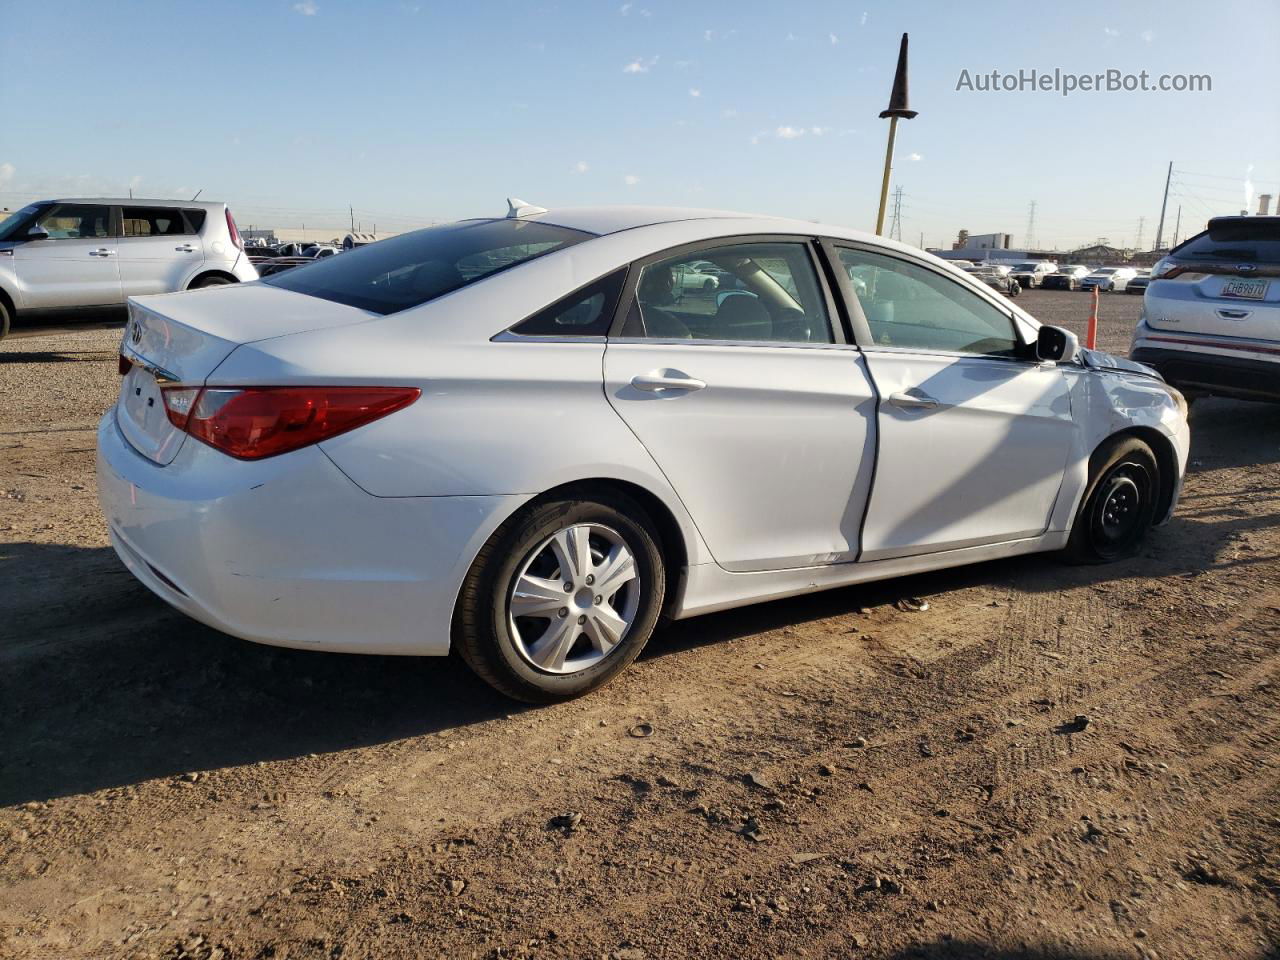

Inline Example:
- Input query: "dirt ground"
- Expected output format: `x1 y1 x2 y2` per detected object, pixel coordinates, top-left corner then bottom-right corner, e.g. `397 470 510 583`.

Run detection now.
2 291 1277 960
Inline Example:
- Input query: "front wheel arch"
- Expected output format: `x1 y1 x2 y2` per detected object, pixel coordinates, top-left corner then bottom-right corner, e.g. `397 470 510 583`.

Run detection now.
1094 427 1179 525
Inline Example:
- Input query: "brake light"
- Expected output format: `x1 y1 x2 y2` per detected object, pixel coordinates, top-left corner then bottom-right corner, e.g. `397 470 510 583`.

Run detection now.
1151 258 1183 279
159 385 419 460
118 353 133 376
225 208 243 251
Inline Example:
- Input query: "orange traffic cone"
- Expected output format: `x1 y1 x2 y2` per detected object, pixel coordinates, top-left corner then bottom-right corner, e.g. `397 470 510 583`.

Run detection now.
1085 286 1099 349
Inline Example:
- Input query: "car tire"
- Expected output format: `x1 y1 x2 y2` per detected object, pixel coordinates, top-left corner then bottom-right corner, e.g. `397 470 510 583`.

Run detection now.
454 490 666 703
702 278 716 292
0 297 10 341
190 275 235 289
1064 436 1160 564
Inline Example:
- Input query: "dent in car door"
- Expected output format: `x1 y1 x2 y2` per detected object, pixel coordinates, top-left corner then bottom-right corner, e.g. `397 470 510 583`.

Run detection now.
858 352 1073 561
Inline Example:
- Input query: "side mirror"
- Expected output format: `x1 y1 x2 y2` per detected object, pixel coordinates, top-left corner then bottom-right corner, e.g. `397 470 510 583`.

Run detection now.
1036 324 1079 363
26 225 49 241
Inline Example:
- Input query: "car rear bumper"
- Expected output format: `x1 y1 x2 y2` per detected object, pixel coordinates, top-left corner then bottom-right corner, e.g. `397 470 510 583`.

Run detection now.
1131 329 1280 401
96 410 525 655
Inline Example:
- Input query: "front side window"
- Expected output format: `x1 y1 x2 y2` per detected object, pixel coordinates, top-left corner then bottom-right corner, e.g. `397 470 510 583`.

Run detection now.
836 247 1021 357
36 204 110 240
122 206 190 237
264 219 592 315
618 241 832 344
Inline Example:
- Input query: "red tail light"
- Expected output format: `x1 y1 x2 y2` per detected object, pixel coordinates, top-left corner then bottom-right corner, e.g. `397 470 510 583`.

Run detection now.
160 386 419 460
225 208 243 251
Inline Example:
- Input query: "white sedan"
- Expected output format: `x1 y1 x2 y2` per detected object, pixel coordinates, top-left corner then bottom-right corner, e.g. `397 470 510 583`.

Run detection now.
98 204 1190 702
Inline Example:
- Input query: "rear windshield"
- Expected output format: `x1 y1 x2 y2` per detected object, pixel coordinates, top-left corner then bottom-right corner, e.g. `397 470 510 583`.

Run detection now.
1175 220 1280 263
263 219 593 314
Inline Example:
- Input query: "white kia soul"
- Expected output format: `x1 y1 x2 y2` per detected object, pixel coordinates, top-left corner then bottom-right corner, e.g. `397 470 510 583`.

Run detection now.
0 198 258 339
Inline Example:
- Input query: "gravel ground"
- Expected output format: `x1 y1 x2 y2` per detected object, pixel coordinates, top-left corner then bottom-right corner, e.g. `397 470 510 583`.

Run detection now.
1 291 1278 960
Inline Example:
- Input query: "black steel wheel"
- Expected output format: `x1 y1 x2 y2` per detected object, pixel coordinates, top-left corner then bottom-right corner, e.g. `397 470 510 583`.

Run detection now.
1065 437 1160 563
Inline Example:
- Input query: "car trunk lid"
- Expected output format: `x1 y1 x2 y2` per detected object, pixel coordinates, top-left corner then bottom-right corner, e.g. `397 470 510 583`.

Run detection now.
1144 267 1280 340
114 284 377 464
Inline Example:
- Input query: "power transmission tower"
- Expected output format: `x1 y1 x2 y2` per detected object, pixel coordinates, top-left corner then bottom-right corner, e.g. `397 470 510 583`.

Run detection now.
1024 201 1038 250
888 186 904 241
1135 216 1145 251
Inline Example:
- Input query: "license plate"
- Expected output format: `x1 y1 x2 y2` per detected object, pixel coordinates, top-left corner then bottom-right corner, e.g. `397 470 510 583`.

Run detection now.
1221 278 1269 300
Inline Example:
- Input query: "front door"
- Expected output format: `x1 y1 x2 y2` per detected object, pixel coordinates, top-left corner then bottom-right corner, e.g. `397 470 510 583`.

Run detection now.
13 203 121 308
831 245 1075 562
117 205 203 297
604 238 877 572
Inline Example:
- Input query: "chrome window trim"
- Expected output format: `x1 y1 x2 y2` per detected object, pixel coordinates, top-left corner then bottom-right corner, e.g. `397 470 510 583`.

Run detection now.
606 336 861 352
491 330 607 344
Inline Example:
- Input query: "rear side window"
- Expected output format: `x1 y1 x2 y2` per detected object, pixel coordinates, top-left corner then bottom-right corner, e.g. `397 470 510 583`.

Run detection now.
184 208 208 232
264 219 593 315
122 206 191 237
510 270 626 337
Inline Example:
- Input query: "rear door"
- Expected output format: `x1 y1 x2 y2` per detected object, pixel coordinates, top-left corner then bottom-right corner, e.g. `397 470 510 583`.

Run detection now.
117 205 204 297
603 237 877 572
12 203 121 308
829 243 1075 562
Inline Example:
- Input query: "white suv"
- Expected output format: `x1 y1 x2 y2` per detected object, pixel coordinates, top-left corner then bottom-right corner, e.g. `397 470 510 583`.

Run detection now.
0 198 258 339
1009 260 1058 289
1131 216 1280 403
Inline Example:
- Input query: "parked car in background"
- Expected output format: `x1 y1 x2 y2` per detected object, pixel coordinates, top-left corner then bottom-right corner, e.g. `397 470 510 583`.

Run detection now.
1125 270 1152 294
246 246 281 267
254 244 343 278
1009 260 1059 289
1081 267 1138 293
963 265 1021 297
0 198 256 339
1131 216 1280 402
1041 265 1091 291
98 203 1188 702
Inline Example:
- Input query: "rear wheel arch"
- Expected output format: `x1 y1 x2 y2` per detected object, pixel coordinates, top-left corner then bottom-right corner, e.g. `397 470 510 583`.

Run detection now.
187 270 239 290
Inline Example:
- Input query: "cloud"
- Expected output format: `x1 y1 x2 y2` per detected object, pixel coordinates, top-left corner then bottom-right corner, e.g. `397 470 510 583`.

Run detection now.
571 161 589 174
721 107 738 119
689 87 701 98
704 29 713 41
786 31 797 41
1102 26 1119 37
775 126 806 139
908 152 923 162
829 32 839 45
292 0 318 14
622 55 659 74
623 174 640 186
619 2 631 12
1140 28 1154 43
860 10 868 25
0 162 14 188
810 126 828 136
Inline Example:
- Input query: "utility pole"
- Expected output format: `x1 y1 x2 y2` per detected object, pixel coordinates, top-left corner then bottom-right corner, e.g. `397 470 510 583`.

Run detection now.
1172 205 1182 248
349 205 355 234
1024 201 1038 251
1135 216 1145 251
1154 161 1173 250
919 230 924 249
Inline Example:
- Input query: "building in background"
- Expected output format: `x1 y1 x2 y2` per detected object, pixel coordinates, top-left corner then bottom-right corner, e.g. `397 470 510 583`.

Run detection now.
952 230 1013 251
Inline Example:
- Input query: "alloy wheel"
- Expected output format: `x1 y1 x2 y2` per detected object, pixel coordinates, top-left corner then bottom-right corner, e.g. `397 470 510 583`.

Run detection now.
506 523 641 674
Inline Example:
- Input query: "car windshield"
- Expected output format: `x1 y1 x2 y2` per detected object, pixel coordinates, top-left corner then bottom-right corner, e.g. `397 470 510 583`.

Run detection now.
1095 268 1116 274
1011 262 1038 271
0 203 46 241
263 219 593 315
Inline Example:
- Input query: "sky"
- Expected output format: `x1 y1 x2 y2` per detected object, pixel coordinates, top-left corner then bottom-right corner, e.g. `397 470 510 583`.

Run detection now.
2 0 1277 250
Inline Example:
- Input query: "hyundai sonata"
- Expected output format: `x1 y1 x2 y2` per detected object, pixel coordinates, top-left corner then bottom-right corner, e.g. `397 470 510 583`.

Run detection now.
98 203 1189 702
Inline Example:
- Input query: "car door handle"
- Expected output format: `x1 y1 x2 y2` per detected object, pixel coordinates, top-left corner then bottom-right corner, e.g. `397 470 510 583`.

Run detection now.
631 373 706 393
89 248 116 257
888 391 939 410
1216 308 1251 320
175 244 197 252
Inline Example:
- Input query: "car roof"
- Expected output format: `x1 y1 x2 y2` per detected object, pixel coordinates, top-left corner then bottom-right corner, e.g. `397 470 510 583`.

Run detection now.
43 198 225 208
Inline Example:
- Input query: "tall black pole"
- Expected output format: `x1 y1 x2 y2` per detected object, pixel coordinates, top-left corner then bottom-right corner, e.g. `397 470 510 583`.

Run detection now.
1154 161 1173 251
